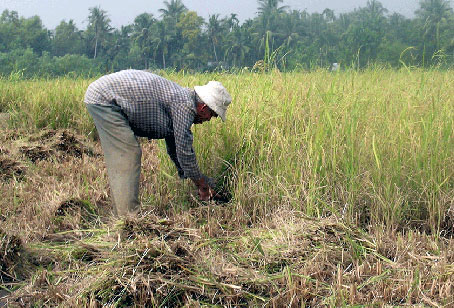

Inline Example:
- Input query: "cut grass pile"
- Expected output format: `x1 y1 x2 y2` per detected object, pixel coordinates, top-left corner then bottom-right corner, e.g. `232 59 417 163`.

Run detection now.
4 208 454 307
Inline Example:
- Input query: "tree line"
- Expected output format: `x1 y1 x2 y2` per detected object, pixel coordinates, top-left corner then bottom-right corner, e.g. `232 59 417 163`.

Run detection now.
1 0 453 77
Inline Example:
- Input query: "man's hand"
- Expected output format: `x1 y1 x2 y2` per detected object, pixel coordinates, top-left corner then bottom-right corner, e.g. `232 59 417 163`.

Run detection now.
192 176 216 201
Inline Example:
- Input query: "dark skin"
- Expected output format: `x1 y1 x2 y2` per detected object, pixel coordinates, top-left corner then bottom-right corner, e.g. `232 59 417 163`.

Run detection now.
192 101 218 200
194 101 218 124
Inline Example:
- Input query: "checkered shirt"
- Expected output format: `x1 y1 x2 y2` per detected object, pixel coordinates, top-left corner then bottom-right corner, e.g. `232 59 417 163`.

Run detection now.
84 69 201 180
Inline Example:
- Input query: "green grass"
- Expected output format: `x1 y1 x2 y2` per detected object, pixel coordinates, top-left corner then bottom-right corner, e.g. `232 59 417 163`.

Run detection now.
1 68 454 233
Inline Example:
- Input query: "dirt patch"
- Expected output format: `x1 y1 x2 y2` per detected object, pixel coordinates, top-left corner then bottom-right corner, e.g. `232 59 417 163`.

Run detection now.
0 157 25 182
18 130 99 163
52 130 98 159
54 131 89 158
18 145 52 163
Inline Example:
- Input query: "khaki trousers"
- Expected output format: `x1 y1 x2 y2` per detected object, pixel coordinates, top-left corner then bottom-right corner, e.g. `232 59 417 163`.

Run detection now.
85 103 141 217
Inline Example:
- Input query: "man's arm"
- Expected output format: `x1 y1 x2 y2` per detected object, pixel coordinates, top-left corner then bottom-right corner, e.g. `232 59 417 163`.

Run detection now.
165 135 185 179
170 102 215 200
170 103 201 179
166 134 215 200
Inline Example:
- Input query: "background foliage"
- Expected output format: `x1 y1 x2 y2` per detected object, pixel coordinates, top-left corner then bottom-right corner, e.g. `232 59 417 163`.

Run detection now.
2 0 454 77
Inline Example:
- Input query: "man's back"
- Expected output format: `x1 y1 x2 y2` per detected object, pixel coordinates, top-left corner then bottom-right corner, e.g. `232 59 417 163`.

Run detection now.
84 69 195 139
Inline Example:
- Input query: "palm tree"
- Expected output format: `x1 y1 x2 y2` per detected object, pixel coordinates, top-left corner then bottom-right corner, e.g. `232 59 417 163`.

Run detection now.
416 0 453 50
367 0 387 14
277 10 302 49
133 13 155 33
257 0 288 31
340 1 388 67
223 13 239 31
322 8 336 23
225 26 251 67
154 20 175 69
159 0 187 21
106 25 132 70
131 13 156 68
257 0 288 16
207 14 222 62
134 28 152 68
157 0 187 68
53 19 84 56
252 0 288 59
87 6 112 59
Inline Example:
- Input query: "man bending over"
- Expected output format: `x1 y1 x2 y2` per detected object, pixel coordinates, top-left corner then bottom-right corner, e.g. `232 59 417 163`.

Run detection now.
84 69 232 217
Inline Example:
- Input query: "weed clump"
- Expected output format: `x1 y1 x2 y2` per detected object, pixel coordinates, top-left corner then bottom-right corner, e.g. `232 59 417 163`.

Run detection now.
204 175 232 204
55 199 96 217
440 206 454 238
51 198 102 236
0 229 23 283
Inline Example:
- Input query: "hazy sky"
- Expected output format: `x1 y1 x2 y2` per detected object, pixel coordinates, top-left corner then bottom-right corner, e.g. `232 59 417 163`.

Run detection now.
0 0 420 30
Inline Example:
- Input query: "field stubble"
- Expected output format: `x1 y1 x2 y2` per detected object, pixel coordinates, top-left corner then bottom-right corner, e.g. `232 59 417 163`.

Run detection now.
1 69 454 306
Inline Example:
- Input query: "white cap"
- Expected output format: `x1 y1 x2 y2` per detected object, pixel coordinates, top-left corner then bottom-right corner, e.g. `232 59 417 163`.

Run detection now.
194 81 232 121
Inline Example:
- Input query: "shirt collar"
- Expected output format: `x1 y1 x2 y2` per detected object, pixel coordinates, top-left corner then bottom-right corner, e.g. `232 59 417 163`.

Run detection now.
187 88 202 107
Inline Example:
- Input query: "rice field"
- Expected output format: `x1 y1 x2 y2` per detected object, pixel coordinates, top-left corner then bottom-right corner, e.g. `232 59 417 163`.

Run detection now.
1 69 454 307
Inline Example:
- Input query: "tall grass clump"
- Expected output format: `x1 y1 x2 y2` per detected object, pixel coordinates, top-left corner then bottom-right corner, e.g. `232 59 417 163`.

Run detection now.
0 75 93 133
2 69 454 233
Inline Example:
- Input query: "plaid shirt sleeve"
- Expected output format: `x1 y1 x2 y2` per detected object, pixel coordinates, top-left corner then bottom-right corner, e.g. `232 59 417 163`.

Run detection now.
170 101 202 180
164 135 185 178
